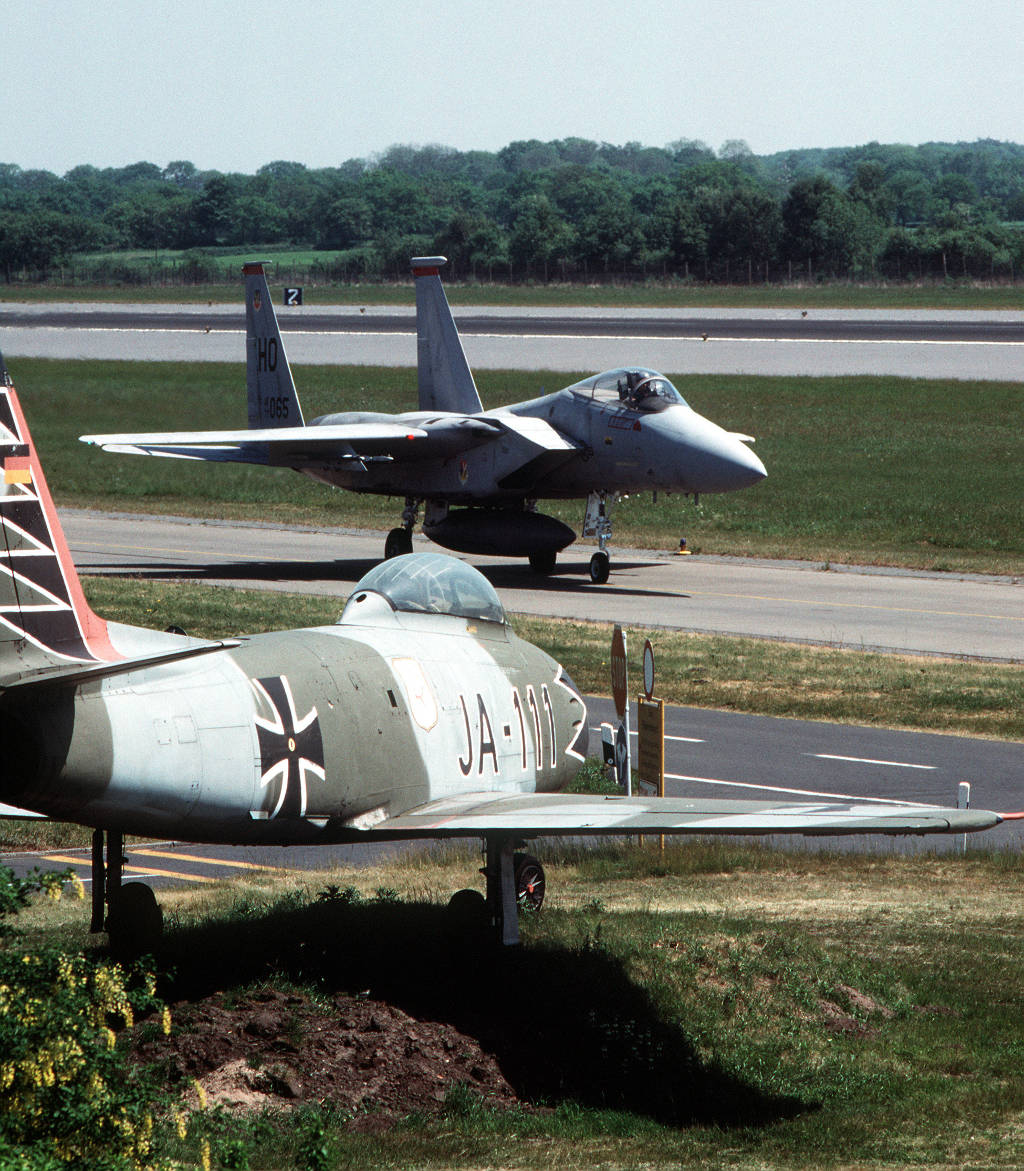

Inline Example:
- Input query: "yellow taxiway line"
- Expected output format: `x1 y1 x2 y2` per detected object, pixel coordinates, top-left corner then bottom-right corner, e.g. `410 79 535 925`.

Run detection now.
131 847 292 873
42 853 219 885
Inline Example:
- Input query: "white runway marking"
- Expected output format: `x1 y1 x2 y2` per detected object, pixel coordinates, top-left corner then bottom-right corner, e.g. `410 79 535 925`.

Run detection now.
811 754 936 770
591 725 704 743
666 771 924 805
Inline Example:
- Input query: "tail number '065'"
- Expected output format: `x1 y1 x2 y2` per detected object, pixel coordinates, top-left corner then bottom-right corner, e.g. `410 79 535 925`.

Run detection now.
262 395 289 420
458 686 556 777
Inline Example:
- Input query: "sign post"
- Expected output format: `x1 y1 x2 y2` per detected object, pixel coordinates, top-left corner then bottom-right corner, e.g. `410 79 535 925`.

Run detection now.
636 639 666 848
611 624 630 796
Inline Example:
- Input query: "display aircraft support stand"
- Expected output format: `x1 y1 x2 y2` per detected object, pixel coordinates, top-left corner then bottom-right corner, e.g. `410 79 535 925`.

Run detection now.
90 828 125 933
484 835 520 947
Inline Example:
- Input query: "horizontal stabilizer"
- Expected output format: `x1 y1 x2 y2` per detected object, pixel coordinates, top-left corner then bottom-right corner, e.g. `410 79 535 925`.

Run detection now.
370 791 1002 838
1 638 238 693
0 803 47 819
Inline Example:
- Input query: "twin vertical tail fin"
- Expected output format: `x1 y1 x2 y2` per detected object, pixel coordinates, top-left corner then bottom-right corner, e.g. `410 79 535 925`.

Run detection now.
412 257 483 415
244 263 305 429
0 355 118 674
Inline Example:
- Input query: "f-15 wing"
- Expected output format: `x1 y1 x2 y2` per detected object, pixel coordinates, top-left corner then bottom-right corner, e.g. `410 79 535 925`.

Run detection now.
371 791 1002 838
80 416 503 467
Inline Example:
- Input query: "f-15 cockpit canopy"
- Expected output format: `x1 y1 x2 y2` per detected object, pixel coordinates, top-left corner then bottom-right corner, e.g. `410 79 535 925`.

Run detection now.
566 368 689 412
339 552 507 625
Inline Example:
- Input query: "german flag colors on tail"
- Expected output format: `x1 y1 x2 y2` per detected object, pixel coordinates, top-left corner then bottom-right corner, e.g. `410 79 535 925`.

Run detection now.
0 358 119 669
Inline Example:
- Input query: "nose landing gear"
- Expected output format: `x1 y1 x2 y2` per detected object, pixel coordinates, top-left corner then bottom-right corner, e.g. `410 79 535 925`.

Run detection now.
583 491 616 583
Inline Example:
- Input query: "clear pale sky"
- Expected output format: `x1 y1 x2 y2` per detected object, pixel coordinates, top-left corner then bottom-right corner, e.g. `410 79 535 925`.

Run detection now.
5 0 1023 175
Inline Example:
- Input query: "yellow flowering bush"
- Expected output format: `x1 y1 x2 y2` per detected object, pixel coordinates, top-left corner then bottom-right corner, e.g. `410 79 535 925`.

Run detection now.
0 864 166 1169
0 947 164 1169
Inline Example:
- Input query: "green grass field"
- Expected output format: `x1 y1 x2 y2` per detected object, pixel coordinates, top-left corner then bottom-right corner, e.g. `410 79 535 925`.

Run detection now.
10 357 1024 574
6 842 1024 1168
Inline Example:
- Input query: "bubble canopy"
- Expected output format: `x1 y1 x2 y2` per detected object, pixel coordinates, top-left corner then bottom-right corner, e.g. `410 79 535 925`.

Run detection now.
566 367 688 412
340 552 507 624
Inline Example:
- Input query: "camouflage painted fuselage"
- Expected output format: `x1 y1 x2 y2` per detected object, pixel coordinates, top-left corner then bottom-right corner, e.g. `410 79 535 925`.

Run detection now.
0 607 587 843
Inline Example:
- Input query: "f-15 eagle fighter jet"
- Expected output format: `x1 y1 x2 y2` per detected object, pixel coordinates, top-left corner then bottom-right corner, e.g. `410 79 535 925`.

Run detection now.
81 258 767 583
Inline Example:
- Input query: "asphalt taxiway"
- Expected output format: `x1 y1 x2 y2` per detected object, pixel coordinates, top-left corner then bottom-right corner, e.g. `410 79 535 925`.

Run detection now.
65 511 1023 662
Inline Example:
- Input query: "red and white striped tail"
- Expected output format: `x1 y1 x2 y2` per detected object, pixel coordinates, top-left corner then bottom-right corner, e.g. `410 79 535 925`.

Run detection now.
0 359 119 669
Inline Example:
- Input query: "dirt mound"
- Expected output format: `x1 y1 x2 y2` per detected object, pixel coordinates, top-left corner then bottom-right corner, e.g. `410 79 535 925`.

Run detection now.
134 987 520 1129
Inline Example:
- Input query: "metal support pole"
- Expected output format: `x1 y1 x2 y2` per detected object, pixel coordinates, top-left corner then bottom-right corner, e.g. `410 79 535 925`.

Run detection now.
107 830 123 918
89 828 105 933
484 835 520 947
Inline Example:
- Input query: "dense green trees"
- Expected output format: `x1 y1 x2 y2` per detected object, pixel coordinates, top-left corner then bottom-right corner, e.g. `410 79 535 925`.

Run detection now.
2 137 1024 283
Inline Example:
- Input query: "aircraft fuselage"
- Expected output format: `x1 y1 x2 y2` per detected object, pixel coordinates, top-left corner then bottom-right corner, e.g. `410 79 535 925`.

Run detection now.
304 390 764 505
0 614 585 844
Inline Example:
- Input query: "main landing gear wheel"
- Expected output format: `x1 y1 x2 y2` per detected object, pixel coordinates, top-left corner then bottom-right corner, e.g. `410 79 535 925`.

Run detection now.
384 527 413 559
589 550 610 584
447 887 488 929
107 882 163 958
528 549 557 575
514 853 545 911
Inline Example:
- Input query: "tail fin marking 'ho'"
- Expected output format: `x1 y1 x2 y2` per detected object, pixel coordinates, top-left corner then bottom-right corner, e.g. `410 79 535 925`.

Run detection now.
244 263 305 430
412 257 483 415
0 357 119 668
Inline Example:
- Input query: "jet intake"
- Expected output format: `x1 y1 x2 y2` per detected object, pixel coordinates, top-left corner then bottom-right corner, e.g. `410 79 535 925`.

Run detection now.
424 508 575 558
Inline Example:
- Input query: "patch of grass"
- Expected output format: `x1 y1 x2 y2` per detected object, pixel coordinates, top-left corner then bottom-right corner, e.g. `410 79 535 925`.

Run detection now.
514 615 1024 739
5 843 1024 1167
7 358 1024 574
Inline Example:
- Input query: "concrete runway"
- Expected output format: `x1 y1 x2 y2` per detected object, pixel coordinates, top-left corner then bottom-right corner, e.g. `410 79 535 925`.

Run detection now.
4 302 1023 380
66 510 1023 662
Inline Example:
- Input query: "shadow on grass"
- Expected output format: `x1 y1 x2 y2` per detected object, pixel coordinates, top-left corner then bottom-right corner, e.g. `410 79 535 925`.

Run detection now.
153 894 812 1129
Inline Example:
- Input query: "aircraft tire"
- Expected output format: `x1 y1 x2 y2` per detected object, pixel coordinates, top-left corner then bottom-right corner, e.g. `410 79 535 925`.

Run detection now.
384 528 413 559
107 882 163 957
513 853 545 911
447 888 488 929
528 550 557 575
589 550 610 584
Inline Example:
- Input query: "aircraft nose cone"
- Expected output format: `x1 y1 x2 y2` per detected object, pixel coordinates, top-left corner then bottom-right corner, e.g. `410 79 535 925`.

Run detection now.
674 413 767 493
729 439 767 488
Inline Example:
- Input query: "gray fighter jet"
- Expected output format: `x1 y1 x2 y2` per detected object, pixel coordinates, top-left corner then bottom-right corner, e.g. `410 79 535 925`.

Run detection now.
81 259 767 583
0 357 1004 946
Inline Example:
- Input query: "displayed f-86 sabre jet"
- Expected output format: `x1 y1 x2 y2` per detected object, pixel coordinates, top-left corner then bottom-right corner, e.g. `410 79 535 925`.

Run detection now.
81 258 766 583
0 355 1004 946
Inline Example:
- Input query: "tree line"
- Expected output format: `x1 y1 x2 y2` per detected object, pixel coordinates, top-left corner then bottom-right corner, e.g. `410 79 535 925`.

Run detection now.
3 136 1024 284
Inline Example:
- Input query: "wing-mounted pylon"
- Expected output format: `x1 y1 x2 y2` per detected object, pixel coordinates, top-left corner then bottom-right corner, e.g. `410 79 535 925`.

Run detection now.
412 257 483 415
245 262 305 429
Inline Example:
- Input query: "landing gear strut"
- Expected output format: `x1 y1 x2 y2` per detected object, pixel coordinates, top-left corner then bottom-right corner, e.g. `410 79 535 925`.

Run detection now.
528 549 557 575
384 497 420 559
583 491 616 583
90 828 162 955
478 836 546 945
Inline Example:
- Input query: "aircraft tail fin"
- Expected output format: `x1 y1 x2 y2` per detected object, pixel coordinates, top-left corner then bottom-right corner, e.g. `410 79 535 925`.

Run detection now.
244 263 305 429
0 354 120 673
412 257 483 414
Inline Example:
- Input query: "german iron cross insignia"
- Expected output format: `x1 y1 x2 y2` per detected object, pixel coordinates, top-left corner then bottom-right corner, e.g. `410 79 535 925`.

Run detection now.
252 675 326 817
